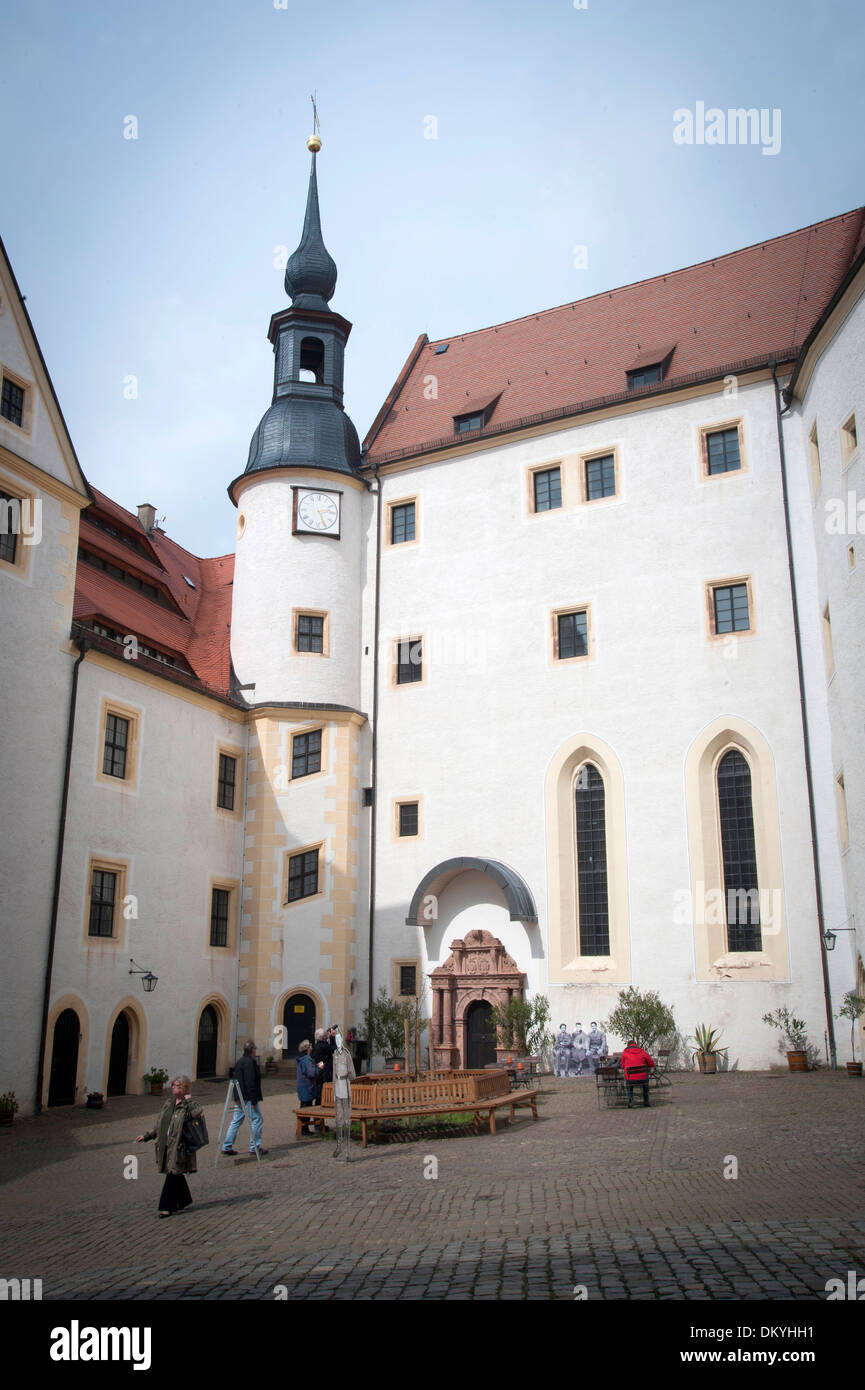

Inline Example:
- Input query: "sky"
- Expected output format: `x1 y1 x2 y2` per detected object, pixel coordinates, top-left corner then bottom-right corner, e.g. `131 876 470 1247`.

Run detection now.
2 0 864 556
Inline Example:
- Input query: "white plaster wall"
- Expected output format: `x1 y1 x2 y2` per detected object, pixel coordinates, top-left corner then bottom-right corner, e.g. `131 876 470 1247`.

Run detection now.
790 286 865 1050
53 664 246 1094
369 382 829 1068
230 473 363 708
0 484 77 1113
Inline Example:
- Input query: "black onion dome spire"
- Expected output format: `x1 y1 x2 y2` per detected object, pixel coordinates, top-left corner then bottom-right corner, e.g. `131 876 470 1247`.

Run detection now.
283 151 337 310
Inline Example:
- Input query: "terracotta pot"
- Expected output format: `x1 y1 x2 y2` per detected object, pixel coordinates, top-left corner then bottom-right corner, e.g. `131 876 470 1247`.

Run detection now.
697 1053 717 1074
786 1050 808 1072
846 1062 863 1077
149 1083 164 1095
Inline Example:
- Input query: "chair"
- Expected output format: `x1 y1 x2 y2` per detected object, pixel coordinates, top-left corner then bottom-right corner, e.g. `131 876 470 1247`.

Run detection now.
624 1065 651 1107
595 1065 623 1110
651 1049 672 1089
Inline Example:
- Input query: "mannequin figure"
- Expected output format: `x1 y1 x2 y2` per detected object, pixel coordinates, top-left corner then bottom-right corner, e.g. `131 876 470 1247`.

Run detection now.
332 1029 356 1161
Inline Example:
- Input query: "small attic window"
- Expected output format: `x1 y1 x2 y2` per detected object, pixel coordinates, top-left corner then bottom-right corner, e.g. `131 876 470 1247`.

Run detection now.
299 336 325 384
183 576 196 589
627 363 664 390
434 343 449 355
455 411 485 434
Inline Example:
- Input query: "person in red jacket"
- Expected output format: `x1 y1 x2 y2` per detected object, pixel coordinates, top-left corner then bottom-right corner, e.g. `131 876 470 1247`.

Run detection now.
621 1040 655 1107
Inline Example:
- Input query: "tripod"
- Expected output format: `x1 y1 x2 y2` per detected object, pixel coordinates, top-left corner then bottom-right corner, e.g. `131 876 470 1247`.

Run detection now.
214 1078 262 1165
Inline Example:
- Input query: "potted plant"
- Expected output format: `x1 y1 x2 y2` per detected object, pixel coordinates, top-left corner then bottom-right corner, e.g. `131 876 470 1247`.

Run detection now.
762 1008 809 1071
836 991 865 1077
143 1066 169 1096
0 1091 18 1126
689 1024 727 1074
85 1090 104 1109
265 1054 278 1074
362 986 415 1066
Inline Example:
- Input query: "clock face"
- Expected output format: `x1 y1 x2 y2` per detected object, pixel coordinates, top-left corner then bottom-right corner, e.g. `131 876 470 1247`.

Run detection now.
296 490 340 535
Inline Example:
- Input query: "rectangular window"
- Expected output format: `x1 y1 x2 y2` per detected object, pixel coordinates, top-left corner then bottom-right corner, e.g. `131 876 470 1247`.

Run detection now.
557 611 588 660
292 729 322 779
102 714 129 779
391 502 416 544
1 377 25 427
841 412 859 467
296 614 324 653
533 467 562 512
809 422 821 495
217 754 236 810
89 869 117 937
287 849 319 902
210 888 230 947
0 491 18 565
713 584 750 634
627 364 662 389
396 638 423 684
399 965 417 996
454 411 485 434
399 802 419 837
705 427 741 475
585 454 616 499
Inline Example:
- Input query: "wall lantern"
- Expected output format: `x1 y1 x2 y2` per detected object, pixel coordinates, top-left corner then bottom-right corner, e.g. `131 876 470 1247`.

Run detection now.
129 958 158 993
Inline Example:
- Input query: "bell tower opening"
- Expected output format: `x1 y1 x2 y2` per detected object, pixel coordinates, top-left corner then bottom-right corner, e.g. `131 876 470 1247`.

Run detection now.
299 336 325 383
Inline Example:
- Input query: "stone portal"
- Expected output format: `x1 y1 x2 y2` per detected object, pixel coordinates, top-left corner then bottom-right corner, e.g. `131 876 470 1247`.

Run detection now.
429 929 525 1069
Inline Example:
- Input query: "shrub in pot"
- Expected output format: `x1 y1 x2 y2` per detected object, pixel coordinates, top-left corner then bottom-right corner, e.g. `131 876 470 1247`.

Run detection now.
836 992 865 1077
762 1009 809 1071
142 1067 169 1096
0 1091 18 1125
689 1024 727 1074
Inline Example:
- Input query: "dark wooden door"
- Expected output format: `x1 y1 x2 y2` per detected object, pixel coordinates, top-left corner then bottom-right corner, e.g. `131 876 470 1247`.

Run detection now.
196 1005 218 1078
283 994 315 1059
107 1011 130 1095
466 1000 496 1068
48 1008 80 1106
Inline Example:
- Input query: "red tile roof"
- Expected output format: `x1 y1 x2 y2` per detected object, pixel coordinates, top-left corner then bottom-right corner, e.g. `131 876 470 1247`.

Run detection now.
364 207 865 464
74 487 236 701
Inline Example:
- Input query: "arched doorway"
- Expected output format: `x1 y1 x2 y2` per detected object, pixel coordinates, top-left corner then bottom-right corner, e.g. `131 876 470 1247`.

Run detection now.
48 1008 80 1106
466 1000 496 1069
107 1011 130 1095
282 994 316 1059
196 1005 219 1078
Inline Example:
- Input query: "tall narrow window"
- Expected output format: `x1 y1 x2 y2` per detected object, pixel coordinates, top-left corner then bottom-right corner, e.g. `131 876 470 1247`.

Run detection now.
89 869 117 937
717 750 762 952
0 491 19 565
585 454 616 499
391 502 416 544
292 729 322 779
575 763 609 955
217 754 236 810
103 714 129 779
533 467 562 512
210 888 230 947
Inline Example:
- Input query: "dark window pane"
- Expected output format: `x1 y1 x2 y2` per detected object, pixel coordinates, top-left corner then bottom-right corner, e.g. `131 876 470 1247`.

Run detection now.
455 412 484 434
718 750 762 951
399 965 417 995
585 454 615 499
399 803 419 836
575 764 609 954
557 611 588 659
714 584 750 634
102 714 129 778
706 427 741 475
396 639 422 684
0 493 18 564
217 754 236 809
288 849 319 902
391 502 416 544
292 730 322 778
210 888 230 947
628 364 662 389
297 615 324 653
89 869 116 937
533 467 562 512
1 378 24 427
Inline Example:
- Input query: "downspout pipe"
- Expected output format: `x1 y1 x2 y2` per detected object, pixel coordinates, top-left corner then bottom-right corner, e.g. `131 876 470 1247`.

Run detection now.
771 364 836 1068
367 461 383 1027
35 635 88 1114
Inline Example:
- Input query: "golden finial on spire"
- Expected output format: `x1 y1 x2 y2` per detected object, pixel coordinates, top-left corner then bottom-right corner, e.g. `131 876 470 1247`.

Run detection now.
307 92 322 152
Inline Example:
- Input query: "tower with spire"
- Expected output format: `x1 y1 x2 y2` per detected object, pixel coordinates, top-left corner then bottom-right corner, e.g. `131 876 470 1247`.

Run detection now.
228 132 367 1058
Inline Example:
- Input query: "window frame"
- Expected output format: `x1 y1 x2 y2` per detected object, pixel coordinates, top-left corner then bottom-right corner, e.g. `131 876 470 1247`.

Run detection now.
391 957 422 1001
208 879 238 951
705 576 755 642
840 410 859 470
290 726 324 781
283 842 325 907
391 635 425 689
0 477 37 579
550 603 593 664
385 496 419 549
699 419 746 481
0 365 34 436
580 448 618 503
96 699 141 792
83 854 129 946
532 465 563 514
392 796 423 841
292 608 330 657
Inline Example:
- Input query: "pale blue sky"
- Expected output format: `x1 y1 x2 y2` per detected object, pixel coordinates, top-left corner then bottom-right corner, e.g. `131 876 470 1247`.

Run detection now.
3 0 864 554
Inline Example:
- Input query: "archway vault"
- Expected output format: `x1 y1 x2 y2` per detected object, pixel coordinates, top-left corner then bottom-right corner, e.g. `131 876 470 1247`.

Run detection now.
404 857 538 926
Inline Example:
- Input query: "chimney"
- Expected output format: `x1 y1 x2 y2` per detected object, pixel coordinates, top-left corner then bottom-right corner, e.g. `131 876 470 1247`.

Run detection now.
137 503 156 534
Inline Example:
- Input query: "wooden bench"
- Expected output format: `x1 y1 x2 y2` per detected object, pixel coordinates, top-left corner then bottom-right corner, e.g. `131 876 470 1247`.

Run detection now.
294 1069 540 1147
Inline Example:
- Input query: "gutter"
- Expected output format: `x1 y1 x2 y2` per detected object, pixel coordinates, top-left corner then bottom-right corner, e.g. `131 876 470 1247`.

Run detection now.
35 636 88 1114
771 364 836 1068
367 460 383 1025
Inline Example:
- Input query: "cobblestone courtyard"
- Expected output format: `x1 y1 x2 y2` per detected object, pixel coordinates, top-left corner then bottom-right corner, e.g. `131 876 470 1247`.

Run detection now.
2 1071 863 1302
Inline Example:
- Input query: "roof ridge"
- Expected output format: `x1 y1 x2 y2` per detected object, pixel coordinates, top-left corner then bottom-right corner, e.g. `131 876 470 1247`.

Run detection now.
426 206 865 346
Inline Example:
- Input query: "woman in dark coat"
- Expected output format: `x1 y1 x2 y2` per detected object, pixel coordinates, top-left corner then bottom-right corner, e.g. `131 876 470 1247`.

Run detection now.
136 1074 203 1217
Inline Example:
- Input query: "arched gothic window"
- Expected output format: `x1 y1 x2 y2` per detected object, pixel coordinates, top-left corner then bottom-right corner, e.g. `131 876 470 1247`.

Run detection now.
717 749 762 951
575 763 609 955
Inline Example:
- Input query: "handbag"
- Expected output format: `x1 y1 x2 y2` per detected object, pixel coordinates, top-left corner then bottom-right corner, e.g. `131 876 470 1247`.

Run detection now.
181 1111 209 1151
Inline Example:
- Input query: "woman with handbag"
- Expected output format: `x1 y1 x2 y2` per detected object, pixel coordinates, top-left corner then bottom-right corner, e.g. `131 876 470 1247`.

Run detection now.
136 1074 204 1217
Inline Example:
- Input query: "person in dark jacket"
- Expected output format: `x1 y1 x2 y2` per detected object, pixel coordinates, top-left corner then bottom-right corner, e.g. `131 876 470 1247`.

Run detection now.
296 1040 323 1135
621 1040 655 1107
222 1040 267 1155
136 1075 203 1216
311 1027 337 1102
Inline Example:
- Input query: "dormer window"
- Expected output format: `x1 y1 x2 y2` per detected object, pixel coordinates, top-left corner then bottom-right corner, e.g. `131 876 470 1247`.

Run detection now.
626 345 675 392
299 336 325 384
453 395 500 436
627 363 664 389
